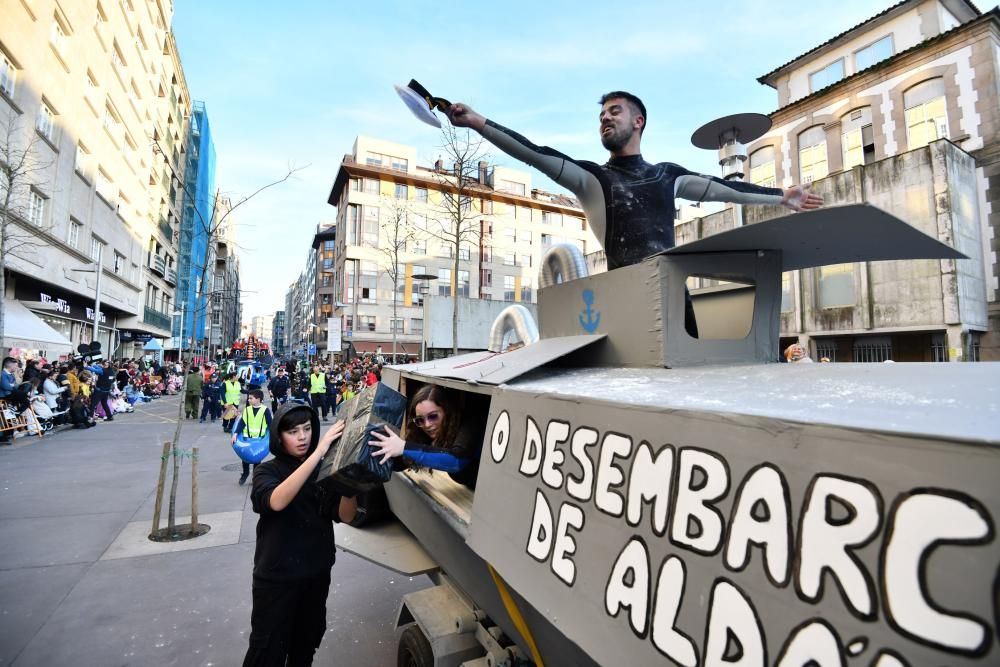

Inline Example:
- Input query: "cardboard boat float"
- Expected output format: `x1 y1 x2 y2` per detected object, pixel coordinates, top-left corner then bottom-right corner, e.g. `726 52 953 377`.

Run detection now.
334 204 1000 667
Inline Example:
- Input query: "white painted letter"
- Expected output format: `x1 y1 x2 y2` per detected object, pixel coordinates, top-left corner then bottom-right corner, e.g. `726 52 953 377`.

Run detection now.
671 449 729 555
566 427 599 502
776 620 844 667
798 475 880 618
525 490 553 563
726 464 791 586
490 410 510 463
626 442 674 536
884 491 991 653
519 416 543 477
605 537 650 636
595 433 632 517
551 502 584 586
540 420 570 490
651 555 697 667
704 579 765 667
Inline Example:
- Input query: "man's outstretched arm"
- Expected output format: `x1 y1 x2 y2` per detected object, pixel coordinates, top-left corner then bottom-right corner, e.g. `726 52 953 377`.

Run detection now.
674 172 824 211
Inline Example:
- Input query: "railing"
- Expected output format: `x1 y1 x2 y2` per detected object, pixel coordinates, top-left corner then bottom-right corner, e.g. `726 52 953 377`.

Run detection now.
158 218 173 241
144 307 171 331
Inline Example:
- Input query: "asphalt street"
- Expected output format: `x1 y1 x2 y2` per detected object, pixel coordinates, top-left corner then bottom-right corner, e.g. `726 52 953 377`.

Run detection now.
0 394 428 666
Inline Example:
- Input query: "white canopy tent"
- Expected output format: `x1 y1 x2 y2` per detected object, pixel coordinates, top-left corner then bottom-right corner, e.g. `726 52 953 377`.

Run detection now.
1 299 74 356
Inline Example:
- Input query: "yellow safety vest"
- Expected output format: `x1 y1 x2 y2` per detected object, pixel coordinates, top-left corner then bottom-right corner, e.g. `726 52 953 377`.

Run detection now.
241 406 267 438
224 380 242 405
310 373 326 394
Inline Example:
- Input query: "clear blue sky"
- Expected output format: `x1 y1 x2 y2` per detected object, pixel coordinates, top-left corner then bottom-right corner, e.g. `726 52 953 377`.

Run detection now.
172 0 884 320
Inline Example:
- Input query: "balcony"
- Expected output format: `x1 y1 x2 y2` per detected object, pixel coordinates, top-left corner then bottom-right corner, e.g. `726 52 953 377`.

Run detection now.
144 306 171 331
148 253 166 276
164 267 177 286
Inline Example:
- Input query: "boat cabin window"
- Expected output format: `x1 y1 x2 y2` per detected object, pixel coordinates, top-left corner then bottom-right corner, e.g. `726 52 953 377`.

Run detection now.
685 275 755 339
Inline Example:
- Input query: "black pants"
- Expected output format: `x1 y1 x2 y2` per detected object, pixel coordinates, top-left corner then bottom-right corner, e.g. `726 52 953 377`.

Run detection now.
310 393 327 419
200 398 220 421
241 461 257 477
243 574 330 667
93 391 113 419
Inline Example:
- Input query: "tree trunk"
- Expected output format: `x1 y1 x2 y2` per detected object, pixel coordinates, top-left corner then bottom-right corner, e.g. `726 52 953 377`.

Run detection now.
452 235 460 355
391 287 398 363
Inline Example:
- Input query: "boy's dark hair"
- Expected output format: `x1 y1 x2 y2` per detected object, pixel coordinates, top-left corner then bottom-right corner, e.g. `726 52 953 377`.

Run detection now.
2 356 17 367
599 91 647 133
278 408 311 432
249 388 264 401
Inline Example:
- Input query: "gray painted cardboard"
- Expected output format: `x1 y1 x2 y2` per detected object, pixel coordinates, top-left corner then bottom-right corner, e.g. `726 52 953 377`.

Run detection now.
663 203 966 270
467 374 1000 666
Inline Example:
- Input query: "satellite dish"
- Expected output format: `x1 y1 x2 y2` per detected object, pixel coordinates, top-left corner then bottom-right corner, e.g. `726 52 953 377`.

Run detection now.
394 79 451 128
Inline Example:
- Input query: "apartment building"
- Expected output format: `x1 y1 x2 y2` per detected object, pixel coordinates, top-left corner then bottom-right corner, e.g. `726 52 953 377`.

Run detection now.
716 0 997 361
208 196 241 357
311 223 337 357
0 0 190 359
327 136 595 357
272 309 285 356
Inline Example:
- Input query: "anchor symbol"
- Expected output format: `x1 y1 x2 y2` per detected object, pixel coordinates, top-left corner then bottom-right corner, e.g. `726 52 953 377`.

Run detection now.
579 289 601 333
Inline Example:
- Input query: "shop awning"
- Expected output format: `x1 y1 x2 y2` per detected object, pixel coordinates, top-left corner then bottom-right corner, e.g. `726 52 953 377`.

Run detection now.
2 299 74 355
351 341 420 356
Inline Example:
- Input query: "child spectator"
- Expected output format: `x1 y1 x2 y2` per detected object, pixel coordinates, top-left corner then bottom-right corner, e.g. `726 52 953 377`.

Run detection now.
232 389 272 485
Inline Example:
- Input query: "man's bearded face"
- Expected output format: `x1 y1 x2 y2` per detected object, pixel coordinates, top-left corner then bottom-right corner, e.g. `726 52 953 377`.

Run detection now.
599 99 640 152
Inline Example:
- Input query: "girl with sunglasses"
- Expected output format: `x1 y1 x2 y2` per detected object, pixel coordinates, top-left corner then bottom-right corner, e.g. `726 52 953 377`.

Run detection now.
369 384 482 489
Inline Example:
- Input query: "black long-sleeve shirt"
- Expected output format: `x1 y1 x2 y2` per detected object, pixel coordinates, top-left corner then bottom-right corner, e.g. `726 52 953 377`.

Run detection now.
250 457 336 582
481 120 785 269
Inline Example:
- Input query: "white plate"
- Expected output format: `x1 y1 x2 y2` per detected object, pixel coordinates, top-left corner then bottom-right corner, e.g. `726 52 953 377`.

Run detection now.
394 84 441 128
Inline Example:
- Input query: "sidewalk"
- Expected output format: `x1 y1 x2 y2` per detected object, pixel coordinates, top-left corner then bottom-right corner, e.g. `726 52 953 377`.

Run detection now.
0 395 426 666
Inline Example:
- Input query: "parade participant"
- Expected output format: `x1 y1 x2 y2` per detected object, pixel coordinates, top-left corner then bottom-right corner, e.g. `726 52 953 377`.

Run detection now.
446 93 824 335
369 384 483 489
184 365 203 420
308 365 328 421
200 373 223 423
324 366 340 417
243 404 350 666
222 371 243 433
93 362 116 422
267 367 291 413
231 389 273 485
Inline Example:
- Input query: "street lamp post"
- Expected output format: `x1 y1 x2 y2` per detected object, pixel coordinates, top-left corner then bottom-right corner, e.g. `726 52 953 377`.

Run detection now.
69 244 106 356
411 271 437 362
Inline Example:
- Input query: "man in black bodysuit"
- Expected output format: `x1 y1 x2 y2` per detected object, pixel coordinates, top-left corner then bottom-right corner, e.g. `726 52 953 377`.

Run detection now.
446 92 824 335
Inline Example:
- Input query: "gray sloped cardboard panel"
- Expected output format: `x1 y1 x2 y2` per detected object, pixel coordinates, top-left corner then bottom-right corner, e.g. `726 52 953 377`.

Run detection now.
662 203 966 270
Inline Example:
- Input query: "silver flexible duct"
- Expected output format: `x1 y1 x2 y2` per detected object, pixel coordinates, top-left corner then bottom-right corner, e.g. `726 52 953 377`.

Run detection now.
539 243 588 288
487 305 539 352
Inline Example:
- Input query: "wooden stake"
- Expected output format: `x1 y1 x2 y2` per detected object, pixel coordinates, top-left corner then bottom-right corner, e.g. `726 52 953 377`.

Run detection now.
151 441 171 533
191 446 199 527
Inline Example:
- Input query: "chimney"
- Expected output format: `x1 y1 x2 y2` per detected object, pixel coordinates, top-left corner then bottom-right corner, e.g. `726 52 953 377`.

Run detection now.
434 156 443 171
478 160 488 184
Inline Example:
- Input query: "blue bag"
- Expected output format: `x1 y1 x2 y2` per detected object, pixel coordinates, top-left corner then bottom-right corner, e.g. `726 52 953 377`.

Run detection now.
232 433 269 464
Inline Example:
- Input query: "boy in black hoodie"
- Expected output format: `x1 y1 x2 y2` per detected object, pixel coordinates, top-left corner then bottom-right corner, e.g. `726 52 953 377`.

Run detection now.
243 402 352 667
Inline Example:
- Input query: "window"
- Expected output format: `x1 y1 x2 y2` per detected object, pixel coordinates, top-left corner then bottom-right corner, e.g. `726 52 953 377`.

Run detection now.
390 319 404 334
68 218 82 248
394 183 407 199
541 233 553 249
49 16 69 56
457 270 470 297
410 318 423 335
322 257 333 270
90 236 105 261
841 108 875 169
415 187 428 203
749 146 776 187
438 268 451 296
321 274 332 287
438 243 454 259
103 104 124 145
347 204 359 244
410 265 426 305
113 252 126 274
816 340 837 362
481 269 492 286
364 178 379 195
854 35 892 72
519 254 532 268
359 315 376 332
503 275 516 302
853 337 892 363
541 211 556 225
362 206 379 247
359 261 378 303
516 228 532 245
904 79 947 150
818 264 854 308
459 245 471 261
931 333 948 362
75 142 92 177
410 238 426 254
96 169 114 203
324 239 335 250
798 126 828 184
111 42 126 78
482 245 492 263
809 58 844 92
131 263 138 283
1 51 16 98
780 273 793 312
36 101 55 141
28 190 46 226
498 179 526 196
503 251 515 266
521 282 533 303
350 177 362 192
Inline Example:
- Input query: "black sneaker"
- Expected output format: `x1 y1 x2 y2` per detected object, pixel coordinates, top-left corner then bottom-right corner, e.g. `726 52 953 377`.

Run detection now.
238 472 249 486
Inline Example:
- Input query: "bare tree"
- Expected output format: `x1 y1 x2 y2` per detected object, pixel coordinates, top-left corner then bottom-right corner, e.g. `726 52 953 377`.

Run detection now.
376 197 417 362
0 113 55 350
424 124 491 354
151 138 304 536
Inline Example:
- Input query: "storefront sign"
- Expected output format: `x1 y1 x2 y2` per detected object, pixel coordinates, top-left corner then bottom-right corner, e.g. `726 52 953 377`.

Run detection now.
15 278 112 325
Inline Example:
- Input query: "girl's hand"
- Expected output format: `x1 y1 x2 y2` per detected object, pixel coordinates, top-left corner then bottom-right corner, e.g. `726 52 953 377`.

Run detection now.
316 420 345 458
370 425 405 464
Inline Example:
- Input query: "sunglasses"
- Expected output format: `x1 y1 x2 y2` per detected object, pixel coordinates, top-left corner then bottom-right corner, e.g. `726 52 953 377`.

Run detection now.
414 411 441 427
